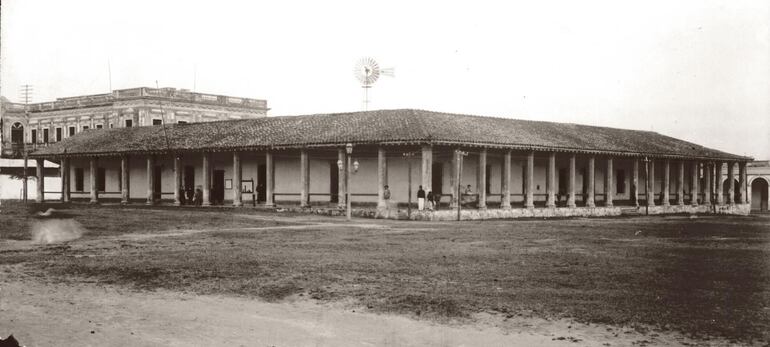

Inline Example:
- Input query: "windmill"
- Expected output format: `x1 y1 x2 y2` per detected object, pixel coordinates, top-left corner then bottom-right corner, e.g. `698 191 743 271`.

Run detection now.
353 57 394 111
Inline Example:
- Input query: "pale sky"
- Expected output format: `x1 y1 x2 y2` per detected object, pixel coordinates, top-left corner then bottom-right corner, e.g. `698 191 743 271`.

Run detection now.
2 0 768 159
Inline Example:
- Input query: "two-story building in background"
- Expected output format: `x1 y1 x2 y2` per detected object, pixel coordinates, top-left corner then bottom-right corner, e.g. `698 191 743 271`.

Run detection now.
0 87 268 200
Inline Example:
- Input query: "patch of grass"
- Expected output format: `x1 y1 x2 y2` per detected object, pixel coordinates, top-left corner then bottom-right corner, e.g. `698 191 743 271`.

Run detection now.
2 205 769 344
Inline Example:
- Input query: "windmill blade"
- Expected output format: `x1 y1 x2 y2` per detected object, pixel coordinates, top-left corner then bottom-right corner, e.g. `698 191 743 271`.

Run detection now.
380 67 395 77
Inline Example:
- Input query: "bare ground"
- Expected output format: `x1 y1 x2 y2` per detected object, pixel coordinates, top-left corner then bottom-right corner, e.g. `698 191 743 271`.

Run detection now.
1 202 769 346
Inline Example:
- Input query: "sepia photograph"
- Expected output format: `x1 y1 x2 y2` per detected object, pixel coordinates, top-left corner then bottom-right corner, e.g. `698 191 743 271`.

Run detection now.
1 0 769 346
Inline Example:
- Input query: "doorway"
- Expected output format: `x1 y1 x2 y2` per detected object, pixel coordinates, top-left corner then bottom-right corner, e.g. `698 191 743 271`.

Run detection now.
258 164 267 203
213 170 225 204
329 161 339 203
751 178 768 211
153 166 162 201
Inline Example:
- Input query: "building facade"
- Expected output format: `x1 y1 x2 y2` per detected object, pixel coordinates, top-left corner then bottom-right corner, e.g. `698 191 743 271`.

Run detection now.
0 87 268 200
1 87 269 159
29 109 752 220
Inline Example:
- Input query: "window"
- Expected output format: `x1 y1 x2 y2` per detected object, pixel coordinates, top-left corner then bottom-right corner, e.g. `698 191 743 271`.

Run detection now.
97 168 106 192
616 169 626 194
152 119 163 125
68 126 76 136
55 128 62 142
11 123 24 144
75 168 84 192
83 125 89 131
109 123 113 129
31 129 37 143
43 128 49 143
96 124 103 129
125 119 133 128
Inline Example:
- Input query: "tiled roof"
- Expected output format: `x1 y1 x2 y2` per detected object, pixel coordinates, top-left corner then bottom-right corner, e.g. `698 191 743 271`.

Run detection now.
30 109 749 160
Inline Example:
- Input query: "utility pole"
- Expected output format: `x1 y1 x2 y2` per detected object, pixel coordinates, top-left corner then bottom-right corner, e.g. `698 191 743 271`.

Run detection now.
20 85 34 204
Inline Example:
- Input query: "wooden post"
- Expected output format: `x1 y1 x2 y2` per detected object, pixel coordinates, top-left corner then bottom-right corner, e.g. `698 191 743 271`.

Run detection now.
265 151 275 207
501 150 511 209
546 152 556 208
586 155 595 207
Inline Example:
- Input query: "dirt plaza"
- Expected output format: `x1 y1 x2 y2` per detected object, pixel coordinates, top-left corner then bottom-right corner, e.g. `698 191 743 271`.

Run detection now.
1 202 769 346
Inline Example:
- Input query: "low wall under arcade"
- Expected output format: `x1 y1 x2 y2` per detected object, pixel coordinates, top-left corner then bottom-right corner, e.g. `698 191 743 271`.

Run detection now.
281 203 751 221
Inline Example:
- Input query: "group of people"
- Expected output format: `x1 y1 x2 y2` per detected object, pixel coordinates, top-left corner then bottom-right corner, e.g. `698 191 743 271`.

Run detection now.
178 186 204 206
380 184 479 211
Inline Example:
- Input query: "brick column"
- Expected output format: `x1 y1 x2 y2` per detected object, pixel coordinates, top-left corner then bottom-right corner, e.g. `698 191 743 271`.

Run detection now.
662 159 670 206
739 162 747 204
121 156 130 204
377 147 387 208
715 161 725 206
233 152 242 207
265 151 275 207
477 148 487 209
646 159 655 207
36 159 45 203
202 153 211 206
546 152 556 208
300 149 309 208
677 161 685 206
522 151 533 208
567 154 577 207
690 161 699 206
632 159 639 207
146 156 154 205
174 155 182 206
338 149 346 208
90 157 99 204
586 155 595 207
703 162 712 206
605 157 614 207
727 161 735 205
501 150 511 209
61 158 70 203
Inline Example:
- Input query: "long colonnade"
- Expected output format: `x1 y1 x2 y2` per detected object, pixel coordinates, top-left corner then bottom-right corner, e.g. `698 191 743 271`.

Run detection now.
42 145 750 212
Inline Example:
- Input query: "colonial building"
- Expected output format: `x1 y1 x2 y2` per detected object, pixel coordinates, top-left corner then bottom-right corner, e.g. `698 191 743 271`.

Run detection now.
1 87 269 159
29 109 752 220
0 87 268 199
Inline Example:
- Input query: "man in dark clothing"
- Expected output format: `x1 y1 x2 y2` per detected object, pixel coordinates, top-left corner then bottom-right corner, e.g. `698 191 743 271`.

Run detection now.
417 185 426 210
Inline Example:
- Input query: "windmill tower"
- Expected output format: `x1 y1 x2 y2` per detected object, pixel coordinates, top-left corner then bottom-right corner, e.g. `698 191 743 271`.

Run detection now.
353 57 394 111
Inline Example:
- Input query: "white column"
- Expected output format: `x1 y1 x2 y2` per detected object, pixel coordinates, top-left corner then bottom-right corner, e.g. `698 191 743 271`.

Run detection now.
605 157 614 207
121 156 130 204
690 161 699 206
501 150 511 209
727 161 735 205
300 149 309 207
61 158 70 203
677 161 685 206
233 152 243 207
662 159 670 206
567 154 577 207
647 159 655 207
265 151 275 207
174 155 182 206
478 148 487 209
632 159 639 207
338 149 347 208
377 147 387 208
546 152 556 208
422 145 433 192
202 153 211 206
90 157 98 204
716 161 725 206
739 162 748 204
36 159 45 203
586 155 595 208
146 156 154 205
704 162 712 206
524 151 534 208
